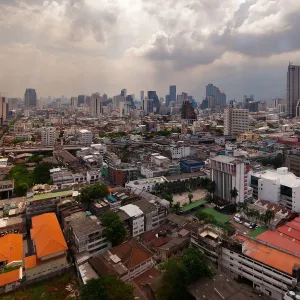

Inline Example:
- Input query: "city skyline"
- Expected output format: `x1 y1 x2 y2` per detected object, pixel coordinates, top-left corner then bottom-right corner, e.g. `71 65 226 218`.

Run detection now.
0 0 298 100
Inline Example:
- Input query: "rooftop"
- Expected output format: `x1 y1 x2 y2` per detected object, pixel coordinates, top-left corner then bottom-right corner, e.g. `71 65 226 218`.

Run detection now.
201 208 231 225
27 190 73 202
181 200 207 212
0 268 22 287
235 234 300 275
65 211 103 237
211 155 243 164
30 213 68 258
253 167 300 188
165 171 206 182
119 204 144 217
0 234 23 264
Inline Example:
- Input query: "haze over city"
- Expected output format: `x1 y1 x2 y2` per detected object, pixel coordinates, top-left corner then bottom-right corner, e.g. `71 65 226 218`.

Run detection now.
1 0 299 100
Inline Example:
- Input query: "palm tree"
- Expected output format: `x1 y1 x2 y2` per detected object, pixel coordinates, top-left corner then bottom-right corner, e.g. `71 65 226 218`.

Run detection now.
188 193 193 204
265 209 276 225
207 181 216 199
230 187 239 203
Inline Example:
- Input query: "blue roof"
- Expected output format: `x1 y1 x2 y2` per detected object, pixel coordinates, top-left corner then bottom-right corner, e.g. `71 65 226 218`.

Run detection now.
108 195 116 202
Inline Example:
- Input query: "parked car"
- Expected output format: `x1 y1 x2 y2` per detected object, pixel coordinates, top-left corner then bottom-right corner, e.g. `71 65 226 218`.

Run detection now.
244 222 253 228
234 216 243 224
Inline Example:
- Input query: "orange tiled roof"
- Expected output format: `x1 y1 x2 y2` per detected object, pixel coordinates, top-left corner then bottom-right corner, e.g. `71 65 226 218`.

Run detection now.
235 234 300 275
0 268 21 287
0 234 22 264
25 255 37 269
30 213 67 258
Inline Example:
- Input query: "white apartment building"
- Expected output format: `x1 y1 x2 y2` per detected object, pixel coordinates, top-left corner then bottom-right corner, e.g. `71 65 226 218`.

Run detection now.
78 129 93 145
119 204 145 237
125 176 167 193
169 145 191 159
249 167 300 212
40 126 56 146
224 108 249 136
210 155 251 203
90 93 103 117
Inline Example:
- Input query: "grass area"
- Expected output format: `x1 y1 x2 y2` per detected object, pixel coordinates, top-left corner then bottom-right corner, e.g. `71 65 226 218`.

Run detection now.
0 273 79 300
181 199 207 212
201 208 231 225
248 227 267 238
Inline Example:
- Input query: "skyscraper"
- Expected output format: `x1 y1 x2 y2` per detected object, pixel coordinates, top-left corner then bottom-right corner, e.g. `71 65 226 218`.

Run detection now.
165 95 171 106
206 84 226 108
78 95 85 106
24 88 37 107
147 91 160 113
169 85 176 102
181 99 197 121
90 93 103 117
0 97 8 124
70 97 78 107
287 63 300 117
140 91 145 101
121 89 127 97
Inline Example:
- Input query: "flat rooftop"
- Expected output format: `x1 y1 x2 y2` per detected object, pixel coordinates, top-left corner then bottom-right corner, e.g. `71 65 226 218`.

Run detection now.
165 171 206 182
188 271 271 300
235 234 300 275
27 190 73 201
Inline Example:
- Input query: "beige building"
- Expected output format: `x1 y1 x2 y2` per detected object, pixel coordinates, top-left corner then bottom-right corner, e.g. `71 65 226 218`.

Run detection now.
224 108 249 136
236 132 260 142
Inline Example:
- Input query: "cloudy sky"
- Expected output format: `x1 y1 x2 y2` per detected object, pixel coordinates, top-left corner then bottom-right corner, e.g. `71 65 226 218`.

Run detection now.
0 0 300 101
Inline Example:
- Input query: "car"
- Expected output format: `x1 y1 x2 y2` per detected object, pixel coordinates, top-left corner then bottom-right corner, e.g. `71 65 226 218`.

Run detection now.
235 213 241 219
244 222 252 228
234 217 243 224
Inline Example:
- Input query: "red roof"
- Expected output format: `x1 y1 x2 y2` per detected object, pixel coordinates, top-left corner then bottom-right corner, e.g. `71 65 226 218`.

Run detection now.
257 230 300 255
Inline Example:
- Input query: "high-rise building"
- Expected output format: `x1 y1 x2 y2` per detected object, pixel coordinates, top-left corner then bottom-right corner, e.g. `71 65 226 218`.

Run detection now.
206 84 226 108
273 98 285 108
165 95 171 107
24 88 37 107
181 99 197 121
90 93 103 117
287 63 300 117
121 89 127 97
143 98 153 114
8 98 19 110
224 108 249 136
0 97 8 124
70 97 78 107
211 156 251 203
147 91 160 113
78 95 85 106
169 85 176 102
41 126 56 146
140 91 145 101
113 95 125 110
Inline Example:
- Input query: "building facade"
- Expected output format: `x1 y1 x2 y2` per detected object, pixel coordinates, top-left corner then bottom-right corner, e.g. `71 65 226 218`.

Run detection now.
90 93 103 117
24 88 37 107
287 63 300 117
40 126 56 146
224 108 249 136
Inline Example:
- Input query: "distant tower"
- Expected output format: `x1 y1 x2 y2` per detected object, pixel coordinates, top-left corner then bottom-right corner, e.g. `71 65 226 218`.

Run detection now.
287 63 300 117
90 93 103 117
24 88 37 107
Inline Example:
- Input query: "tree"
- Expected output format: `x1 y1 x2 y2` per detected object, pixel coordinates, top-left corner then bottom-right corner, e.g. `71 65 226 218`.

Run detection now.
195 211 215 223
6 164 34 196
230 187 239 203
78 184 109 208
156 259 188 300
27 154 42 164
207 181 216 198
264 209 276 225
32 163 53 184
101 211 127 246
181 248 213 284
188 193 193 204
80 276 134 300
173 202 181 215
161 191 173 206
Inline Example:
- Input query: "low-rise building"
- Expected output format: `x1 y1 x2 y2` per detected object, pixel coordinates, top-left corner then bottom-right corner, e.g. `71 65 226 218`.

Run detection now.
25 213 70 282
89 239 154 281
0 234 23 293
64 211 111 256
236 132 260 142
180 160 205 173
0 216 26 236
125 176 167 193
78 129 93 145
0 180 14 199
